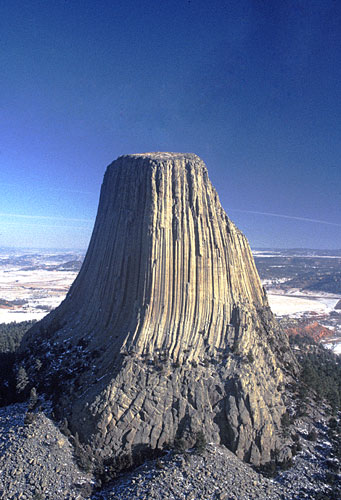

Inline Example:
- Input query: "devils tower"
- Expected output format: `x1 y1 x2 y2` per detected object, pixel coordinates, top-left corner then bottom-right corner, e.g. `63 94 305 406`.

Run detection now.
21 153 295 467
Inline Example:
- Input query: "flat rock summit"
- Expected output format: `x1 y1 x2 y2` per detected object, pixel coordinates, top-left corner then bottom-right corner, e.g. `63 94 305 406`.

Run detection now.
21 152 296 469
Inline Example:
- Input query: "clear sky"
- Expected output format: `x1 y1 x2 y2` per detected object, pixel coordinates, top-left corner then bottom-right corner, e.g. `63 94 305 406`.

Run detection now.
1 0 340 250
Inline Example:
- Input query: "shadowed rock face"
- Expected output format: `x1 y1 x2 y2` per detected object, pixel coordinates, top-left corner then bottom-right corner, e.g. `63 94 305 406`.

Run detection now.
21 153 296 467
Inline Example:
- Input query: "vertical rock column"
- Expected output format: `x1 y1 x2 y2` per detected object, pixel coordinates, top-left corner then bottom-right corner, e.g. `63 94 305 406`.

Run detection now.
21 152 294 467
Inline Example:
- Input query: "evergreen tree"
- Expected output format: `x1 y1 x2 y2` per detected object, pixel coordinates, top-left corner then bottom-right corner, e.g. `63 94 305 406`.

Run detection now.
16 365 29 394
28 387 38 410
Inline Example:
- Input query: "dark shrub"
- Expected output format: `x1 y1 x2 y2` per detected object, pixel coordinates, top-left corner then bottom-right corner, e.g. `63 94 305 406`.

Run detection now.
194 430 207 455
174 437 187 453
307 428 318 441
24 412 37 425
246 351 254 363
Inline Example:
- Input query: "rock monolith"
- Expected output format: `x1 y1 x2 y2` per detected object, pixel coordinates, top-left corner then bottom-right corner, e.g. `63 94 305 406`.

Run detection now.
21 153 296 467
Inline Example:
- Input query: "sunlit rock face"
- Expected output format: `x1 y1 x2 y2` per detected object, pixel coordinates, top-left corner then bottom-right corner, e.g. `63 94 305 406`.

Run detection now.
22 153 296 467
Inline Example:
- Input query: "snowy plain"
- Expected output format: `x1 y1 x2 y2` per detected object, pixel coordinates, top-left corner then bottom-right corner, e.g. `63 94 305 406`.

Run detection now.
267 291 339 317
0 251 79 323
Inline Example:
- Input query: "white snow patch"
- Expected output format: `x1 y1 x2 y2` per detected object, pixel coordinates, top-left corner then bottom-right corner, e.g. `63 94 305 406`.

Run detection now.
0 265 77 323
267 293 340 317
323 342 341 355
0 310 47 323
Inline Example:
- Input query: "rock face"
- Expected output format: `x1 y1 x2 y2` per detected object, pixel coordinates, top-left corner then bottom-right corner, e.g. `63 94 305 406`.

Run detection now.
285 321 334 343
21 152 296 467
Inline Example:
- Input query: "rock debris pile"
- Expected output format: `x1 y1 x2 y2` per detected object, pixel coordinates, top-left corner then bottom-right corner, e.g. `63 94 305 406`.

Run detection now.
0 402 337 500
0 403 94 500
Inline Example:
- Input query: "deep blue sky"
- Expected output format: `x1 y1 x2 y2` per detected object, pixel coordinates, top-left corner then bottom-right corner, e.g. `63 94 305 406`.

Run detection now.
1 0 340 249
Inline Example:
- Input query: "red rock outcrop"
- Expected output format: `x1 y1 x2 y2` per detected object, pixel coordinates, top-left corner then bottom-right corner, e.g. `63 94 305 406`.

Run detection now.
286 321 334 343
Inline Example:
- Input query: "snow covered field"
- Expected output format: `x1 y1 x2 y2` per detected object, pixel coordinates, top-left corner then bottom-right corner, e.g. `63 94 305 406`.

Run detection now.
267 291 340 317
0 252 79 324
0 310 47 323
323 341 341 355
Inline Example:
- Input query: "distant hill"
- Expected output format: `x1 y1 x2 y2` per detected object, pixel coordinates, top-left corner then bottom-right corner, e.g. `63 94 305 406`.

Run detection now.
53 260 83 271
255 255 341 294
0 250 84 271
18 260 83 272
0 299 27 309
253 248 341 257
